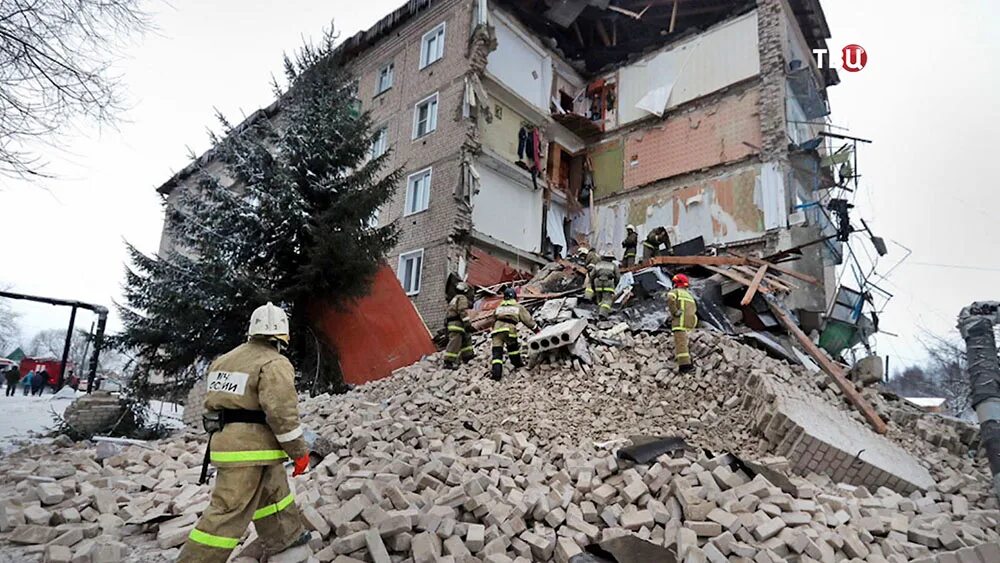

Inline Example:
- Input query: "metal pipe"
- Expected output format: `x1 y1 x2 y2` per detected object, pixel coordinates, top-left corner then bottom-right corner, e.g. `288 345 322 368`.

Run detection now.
958 301 1000 503
85 311 108 394
58 306 77 390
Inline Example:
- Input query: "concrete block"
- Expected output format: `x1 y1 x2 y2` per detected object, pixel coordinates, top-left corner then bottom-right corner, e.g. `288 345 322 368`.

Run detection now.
365 528 391 563
10 524 62 545
45 545 74 563
620 510 654 531
753 517 785 542
467 523 485 552
526 319 587 353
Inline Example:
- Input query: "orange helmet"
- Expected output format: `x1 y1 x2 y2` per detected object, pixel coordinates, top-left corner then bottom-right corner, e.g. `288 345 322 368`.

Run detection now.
672 274 690 288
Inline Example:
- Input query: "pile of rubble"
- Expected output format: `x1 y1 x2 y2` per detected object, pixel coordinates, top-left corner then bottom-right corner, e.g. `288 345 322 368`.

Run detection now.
0 326 997 563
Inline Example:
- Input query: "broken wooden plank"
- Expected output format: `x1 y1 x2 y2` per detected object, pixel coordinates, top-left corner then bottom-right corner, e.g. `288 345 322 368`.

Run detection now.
703 266 770 294
748 256 821 286
669 0 679 33
625 255 749 271
766 298 888 434
726 252 821 286
557 259 589 275
740 265 769 306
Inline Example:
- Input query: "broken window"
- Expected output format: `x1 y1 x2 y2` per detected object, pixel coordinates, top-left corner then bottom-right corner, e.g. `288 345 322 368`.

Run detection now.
398 249 424 295
371 126 389 159
419 22 446 69
405 167 432 215
376 62 394 95
413 93 438 139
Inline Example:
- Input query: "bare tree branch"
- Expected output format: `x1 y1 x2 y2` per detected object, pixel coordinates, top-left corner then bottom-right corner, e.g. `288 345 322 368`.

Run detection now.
0 0 151 181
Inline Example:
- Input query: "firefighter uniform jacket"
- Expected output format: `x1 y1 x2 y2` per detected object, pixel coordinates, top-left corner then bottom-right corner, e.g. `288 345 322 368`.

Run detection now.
592 260 620 292
622 232 638 260
667 288 698 331
446 294 471 326
204 340 309 467
492 300 537 336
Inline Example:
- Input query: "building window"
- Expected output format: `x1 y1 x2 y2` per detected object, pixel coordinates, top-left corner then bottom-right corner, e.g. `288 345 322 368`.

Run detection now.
371 126 389 158
398 249 424 295
412 93 438 139
376 62 393 95
405 167 432 215
419 22 446 69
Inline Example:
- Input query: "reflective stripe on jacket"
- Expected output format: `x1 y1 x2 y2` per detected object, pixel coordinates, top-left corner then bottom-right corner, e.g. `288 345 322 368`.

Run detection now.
203 340 309 467
667 288 698 332
492 300 536 335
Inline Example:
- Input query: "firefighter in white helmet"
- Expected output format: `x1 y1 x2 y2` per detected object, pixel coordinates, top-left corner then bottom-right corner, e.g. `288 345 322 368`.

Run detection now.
178 302 312 563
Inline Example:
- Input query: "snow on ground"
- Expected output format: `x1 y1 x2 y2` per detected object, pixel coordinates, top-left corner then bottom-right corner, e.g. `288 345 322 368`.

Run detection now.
0 389 185 452
0 391 74 444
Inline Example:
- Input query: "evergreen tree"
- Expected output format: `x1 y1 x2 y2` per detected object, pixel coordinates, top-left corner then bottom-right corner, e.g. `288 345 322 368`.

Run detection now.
114 30 401 395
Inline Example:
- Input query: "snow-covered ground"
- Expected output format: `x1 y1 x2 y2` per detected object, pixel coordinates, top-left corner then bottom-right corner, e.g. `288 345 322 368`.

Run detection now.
0 389 184 452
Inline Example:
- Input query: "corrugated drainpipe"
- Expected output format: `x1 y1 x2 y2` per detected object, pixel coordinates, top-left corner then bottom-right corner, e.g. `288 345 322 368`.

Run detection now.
958 301 1000 503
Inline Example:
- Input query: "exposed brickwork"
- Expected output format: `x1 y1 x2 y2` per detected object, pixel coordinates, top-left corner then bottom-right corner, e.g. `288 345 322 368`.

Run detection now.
744 371 935 494
756 0 790 163
351 0 475 328
622 87 761 191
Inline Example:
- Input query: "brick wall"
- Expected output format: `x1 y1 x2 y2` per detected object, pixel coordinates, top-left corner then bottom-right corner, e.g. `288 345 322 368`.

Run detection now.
350 0 475 328
756 0 790 162
622 87 762 191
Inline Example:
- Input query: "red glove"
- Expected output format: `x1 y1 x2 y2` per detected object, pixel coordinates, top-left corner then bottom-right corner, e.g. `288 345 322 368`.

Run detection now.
292 454 310 476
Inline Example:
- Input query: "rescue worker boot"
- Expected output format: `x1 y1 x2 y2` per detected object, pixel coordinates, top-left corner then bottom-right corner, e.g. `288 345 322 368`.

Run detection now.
506 337 524 370
490 346 505 381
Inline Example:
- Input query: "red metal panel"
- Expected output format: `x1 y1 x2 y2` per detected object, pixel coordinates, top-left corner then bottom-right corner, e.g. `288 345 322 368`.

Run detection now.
315 265 436 386
467 247 530 288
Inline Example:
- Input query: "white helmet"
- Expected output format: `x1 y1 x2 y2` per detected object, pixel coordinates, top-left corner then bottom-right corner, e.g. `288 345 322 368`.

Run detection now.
626 224 636 232
248 302 289 341
577 247 590 256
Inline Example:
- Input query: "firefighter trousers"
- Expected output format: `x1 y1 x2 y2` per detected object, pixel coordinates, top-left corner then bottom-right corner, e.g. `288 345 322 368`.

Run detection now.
178 464 305 563
444 323 474 367
490 330 523 380
673 329 692 368
596 287 615 318
642 243 659 262
622 251 636 268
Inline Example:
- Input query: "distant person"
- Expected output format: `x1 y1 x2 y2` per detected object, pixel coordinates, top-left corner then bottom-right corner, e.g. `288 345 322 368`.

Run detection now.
5 366 19 397
21 370 33 396
32 367 47 396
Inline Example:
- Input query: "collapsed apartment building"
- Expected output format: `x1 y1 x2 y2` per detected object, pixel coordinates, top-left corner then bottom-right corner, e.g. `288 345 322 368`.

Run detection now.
156 0 853 335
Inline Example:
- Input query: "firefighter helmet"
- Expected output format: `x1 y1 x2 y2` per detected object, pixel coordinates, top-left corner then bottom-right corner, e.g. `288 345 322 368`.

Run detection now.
503 287 517 300
672 274 690 288
248 302 289 342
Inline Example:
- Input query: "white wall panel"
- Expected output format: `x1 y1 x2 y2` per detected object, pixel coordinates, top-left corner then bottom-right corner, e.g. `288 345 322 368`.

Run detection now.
617 12 760 125
473 163 543 252
487 13 551 111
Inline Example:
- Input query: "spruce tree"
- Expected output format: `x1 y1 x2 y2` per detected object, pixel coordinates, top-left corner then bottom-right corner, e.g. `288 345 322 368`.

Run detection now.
115 30 401 395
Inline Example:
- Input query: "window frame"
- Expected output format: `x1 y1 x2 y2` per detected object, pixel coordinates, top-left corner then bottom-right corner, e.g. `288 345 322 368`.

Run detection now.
371 125 389 159
419 22 446 69
404 167 432 216
412 92 439 139
375 61 394 96
398 249 425 296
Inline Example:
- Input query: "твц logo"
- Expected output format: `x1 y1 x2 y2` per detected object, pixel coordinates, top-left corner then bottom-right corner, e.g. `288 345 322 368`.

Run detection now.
813 44 867 72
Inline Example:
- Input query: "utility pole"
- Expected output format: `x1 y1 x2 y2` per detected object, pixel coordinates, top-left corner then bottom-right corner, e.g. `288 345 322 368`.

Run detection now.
957 301 1000 503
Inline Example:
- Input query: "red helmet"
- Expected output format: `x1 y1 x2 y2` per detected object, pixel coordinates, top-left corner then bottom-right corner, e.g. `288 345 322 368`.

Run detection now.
672 274 690 288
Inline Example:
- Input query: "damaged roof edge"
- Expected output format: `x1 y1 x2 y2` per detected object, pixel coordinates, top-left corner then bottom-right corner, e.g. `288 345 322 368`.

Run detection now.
158 0 836 195
157 0 442 196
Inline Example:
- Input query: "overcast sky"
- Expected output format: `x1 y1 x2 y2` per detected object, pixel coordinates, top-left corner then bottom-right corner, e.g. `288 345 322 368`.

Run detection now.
1 0 998 372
